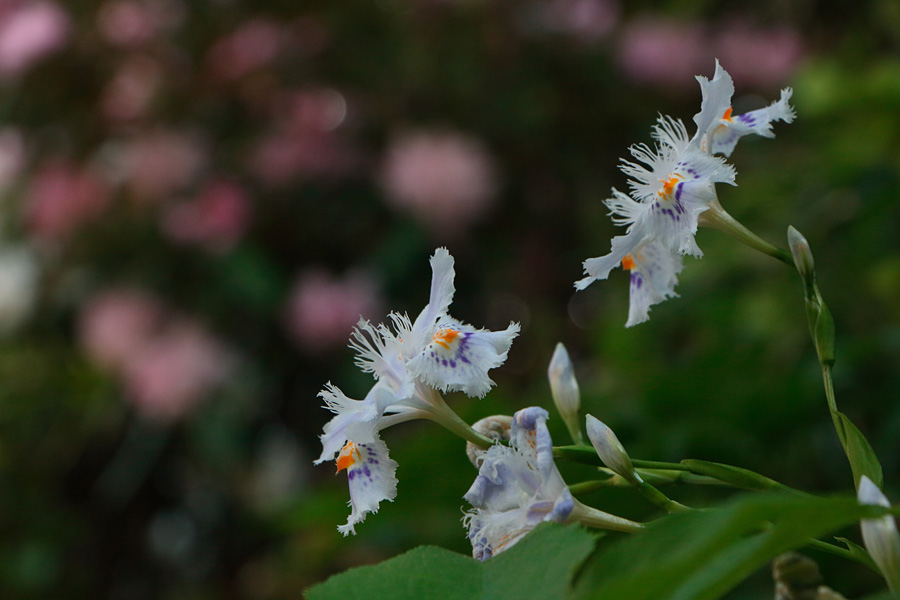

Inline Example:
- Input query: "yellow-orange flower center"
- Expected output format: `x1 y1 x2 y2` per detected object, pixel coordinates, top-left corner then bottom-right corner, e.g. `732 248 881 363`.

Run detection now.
658 175 681 199
336 441 357 473
621 255 636 270
722 107 733 121
432 327 460 349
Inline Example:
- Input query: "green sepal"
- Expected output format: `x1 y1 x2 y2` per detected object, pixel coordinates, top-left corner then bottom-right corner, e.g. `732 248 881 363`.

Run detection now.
833 410 884 489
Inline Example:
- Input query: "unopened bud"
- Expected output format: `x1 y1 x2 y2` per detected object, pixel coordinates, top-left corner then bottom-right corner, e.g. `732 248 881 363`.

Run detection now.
788 226 816 291
548 343 583 444
585 415 639 485
858 475 900 592
466 415 512 468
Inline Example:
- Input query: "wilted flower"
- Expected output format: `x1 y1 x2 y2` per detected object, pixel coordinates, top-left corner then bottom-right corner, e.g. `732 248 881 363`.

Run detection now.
464 407 641 559
463 407 575 560
380 130 498 238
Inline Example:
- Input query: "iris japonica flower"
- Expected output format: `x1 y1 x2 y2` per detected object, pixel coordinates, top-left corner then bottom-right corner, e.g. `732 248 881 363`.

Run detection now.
463 406 641 559
576 61 795 326
315 247 520 535
463 407 575 560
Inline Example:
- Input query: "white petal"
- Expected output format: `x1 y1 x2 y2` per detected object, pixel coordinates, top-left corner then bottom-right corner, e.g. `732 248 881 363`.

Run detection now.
411 247 456 339
337 437 399 536
711 88 796 157
463 407 574 560
349 315 414 397
692 59 735 150
576 231 644 290
407 319 520 398
858 476 900 590
314 384 399 464
625 240 682 327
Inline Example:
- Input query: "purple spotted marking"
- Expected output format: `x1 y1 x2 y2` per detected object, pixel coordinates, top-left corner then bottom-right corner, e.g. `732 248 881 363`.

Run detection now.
631 272 643 289
738 113 756 125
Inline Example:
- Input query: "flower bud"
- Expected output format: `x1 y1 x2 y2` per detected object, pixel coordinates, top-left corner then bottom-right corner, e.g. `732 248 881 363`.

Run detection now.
466 415 512 468
858 475 900 592
548 343 583 444
787 226 815 291
585 414 639 485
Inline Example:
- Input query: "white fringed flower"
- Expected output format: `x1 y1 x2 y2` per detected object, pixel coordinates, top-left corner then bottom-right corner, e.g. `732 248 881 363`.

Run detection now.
316 248 519 534
576 60 795 326
463 407 574 560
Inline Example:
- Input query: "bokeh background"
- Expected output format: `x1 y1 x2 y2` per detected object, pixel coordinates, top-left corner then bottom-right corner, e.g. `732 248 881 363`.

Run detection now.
0 0 898 598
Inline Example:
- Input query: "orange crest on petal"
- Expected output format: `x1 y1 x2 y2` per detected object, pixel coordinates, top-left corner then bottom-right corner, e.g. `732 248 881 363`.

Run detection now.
336 441 358 473
432 327 460 349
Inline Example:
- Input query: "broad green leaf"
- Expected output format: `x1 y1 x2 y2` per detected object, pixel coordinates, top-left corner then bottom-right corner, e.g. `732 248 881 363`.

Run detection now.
572 493 879 600
834 410 884 489
305 523 595 600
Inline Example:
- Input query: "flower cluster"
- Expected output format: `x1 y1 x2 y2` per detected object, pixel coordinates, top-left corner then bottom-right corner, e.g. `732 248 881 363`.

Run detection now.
576 60 795 326
314 248 520 535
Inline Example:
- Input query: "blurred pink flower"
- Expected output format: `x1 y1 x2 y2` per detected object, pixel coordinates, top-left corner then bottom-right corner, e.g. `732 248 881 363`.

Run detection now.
276 88 347 134
617 17 706 88
284 268 382 353
123 320 234 422
250 131 352 186
380 130 498 236
161 179 251 252
96 0 183 48
0 0 69 78
78 289 165 372
533 0 620 43
122 130 208 202
206 18 283 83
25 162 111 242
79 288 234 422
101 55 162 122
714 22 803 87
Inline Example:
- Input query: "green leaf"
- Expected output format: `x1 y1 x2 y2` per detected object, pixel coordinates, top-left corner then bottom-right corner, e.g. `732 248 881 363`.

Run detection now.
834 536 880 573
305 523 596 600
834 410 884 489
572 493 876 600
679 459 789 493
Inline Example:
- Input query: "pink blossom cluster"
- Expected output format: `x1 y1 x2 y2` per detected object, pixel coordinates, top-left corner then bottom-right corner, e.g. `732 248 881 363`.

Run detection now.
78 289 235 422
617 16 804 88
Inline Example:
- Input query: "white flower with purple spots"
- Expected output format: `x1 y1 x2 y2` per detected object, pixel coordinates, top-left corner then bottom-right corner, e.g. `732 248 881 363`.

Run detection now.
693 60 795 157
316 247 519 534
463 407 574 560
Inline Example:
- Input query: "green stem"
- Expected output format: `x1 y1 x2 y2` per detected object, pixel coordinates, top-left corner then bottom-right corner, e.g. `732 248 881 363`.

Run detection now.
419 387 494 448
698 200 794 267
569 499 644 534
632 459 692 472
